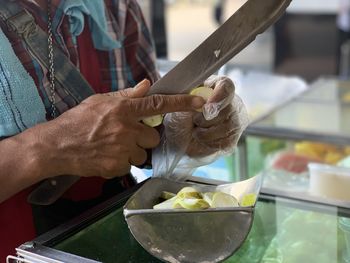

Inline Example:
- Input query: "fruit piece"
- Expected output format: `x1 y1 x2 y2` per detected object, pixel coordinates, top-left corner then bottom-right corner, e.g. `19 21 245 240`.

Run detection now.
177 187 198 194
190 86 214 101
202 192 215 207
153 196 177 210
153 186 241 210
177 186 202 199
240 193 257 207
160 191 176 200
173 197 210 210
211 192 239 208
343 92 350 102
177 192 202 199
344 146 350 155
294 142 321 159
190 86 214 112
142 114 164 127
142 86 213 126
324 151 344 164
272 152 322 174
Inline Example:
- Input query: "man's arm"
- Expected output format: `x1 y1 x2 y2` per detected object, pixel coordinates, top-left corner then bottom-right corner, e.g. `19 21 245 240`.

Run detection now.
0 80 205 203
0 123 56 203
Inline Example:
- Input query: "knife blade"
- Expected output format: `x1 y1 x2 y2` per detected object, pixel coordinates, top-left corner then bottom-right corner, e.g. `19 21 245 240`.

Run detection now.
28 0 292 205
147 0 292 95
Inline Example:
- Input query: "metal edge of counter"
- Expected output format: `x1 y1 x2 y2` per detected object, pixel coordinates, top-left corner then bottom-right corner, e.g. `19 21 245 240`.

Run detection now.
260 189 350 217
14 184 350 262
32 181 146 247
25 176 225 247
244 126 350 146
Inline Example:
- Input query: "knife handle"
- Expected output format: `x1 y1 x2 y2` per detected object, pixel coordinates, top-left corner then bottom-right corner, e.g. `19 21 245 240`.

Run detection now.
27 175 80 205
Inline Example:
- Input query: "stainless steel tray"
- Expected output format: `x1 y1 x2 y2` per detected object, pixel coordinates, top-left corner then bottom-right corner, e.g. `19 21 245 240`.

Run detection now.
124 176 262 263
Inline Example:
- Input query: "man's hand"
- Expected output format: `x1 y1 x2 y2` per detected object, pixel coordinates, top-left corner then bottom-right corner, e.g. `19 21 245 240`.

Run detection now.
35 79 205 179
164 76 247 158
187 76 244 157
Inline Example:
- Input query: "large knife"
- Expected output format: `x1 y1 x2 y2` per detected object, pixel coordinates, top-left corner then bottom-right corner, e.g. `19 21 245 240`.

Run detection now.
28 0 292 205
147 0 292 95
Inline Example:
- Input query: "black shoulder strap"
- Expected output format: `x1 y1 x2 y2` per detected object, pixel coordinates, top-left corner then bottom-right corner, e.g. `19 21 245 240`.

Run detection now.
0 0 95 104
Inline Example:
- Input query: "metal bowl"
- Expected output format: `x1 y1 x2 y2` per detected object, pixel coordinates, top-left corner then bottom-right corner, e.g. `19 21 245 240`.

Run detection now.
123 176 261 263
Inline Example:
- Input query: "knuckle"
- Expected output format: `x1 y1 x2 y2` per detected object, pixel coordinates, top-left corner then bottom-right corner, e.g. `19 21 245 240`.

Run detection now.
118 89 130 98
113 98 136 117
149 95 166 112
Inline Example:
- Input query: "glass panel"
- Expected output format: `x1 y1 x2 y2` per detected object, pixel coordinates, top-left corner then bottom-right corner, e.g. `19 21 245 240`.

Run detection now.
54 207 160 263
229 199 343 263
53 198 347 263
245 135 350 205
253 79 350 139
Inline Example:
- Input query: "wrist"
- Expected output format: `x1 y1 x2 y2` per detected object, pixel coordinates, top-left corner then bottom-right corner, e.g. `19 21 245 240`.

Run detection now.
19 122 63 181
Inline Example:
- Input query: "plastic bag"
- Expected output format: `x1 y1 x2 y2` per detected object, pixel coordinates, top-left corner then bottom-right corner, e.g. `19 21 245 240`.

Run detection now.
152 76 249 180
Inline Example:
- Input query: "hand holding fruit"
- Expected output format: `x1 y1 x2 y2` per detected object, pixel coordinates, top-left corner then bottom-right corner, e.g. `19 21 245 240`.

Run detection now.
162 76 247 158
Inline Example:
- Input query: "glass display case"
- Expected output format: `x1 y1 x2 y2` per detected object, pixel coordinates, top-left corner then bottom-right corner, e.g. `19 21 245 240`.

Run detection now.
8 72 349 262
8 177 350 263
188 67 308 183
239 78 350 208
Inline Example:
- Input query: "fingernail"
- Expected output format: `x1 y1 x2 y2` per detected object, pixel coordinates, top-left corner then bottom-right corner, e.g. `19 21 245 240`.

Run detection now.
192 96 205 109
136 79 150 88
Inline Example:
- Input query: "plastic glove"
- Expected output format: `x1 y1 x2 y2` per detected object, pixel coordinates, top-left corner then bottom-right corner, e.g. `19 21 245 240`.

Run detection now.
152 75 249 179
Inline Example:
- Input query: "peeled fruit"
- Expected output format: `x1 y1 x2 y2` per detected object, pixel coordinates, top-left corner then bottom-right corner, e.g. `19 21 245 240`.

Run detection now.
211 192 239 208
142 86 213 127
324 151 344 164
202 192 215 207
190 86 214 101
174 198 210 210
153 186 240 210
190 86 214 112
177 187 202 199
142 114 164 127
153 196 177 210
177 187 198 194
240 193 257 207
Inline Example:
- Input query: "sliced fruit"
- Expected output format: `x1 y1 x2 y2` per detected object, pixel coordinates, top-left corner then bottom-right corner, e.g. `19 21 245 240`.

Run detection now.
202 192 215 207
153 196 177 210
153 186 244 210
142 114 164 127
211 192 239 208
324 151 344 164
240 193 257 207
190 86 214 101
190 86 214 112
177 187 198 194
176 187 201 199
174 197 210 210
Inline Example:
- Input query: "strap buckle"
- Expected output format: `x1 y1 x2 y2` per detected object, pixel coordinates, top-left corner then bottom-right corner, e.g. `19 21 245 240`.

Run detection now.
6 10 37 37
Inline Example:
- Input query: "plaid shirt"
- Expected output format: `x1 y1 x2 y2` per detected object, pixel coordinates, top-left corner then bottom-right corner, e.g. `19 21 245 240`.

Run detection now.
0 0 159 117
0 2 159 258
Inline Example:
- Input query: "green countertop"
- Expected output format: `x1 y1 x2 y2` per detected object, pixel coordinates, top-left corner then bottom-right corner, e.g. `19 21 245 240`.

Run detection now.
53 195 348 263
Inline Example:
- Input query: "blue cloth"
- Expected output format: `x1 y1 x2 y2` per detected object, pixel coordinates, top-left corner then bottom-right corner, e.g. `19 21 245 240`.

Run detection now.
0 28 46 137
62 0 122 51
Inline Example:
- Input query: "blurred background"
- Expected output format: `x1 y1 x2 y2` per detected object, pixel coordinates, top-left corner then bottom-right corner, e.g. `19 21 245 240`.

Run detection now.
138 0 344 82
132 0 350 185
